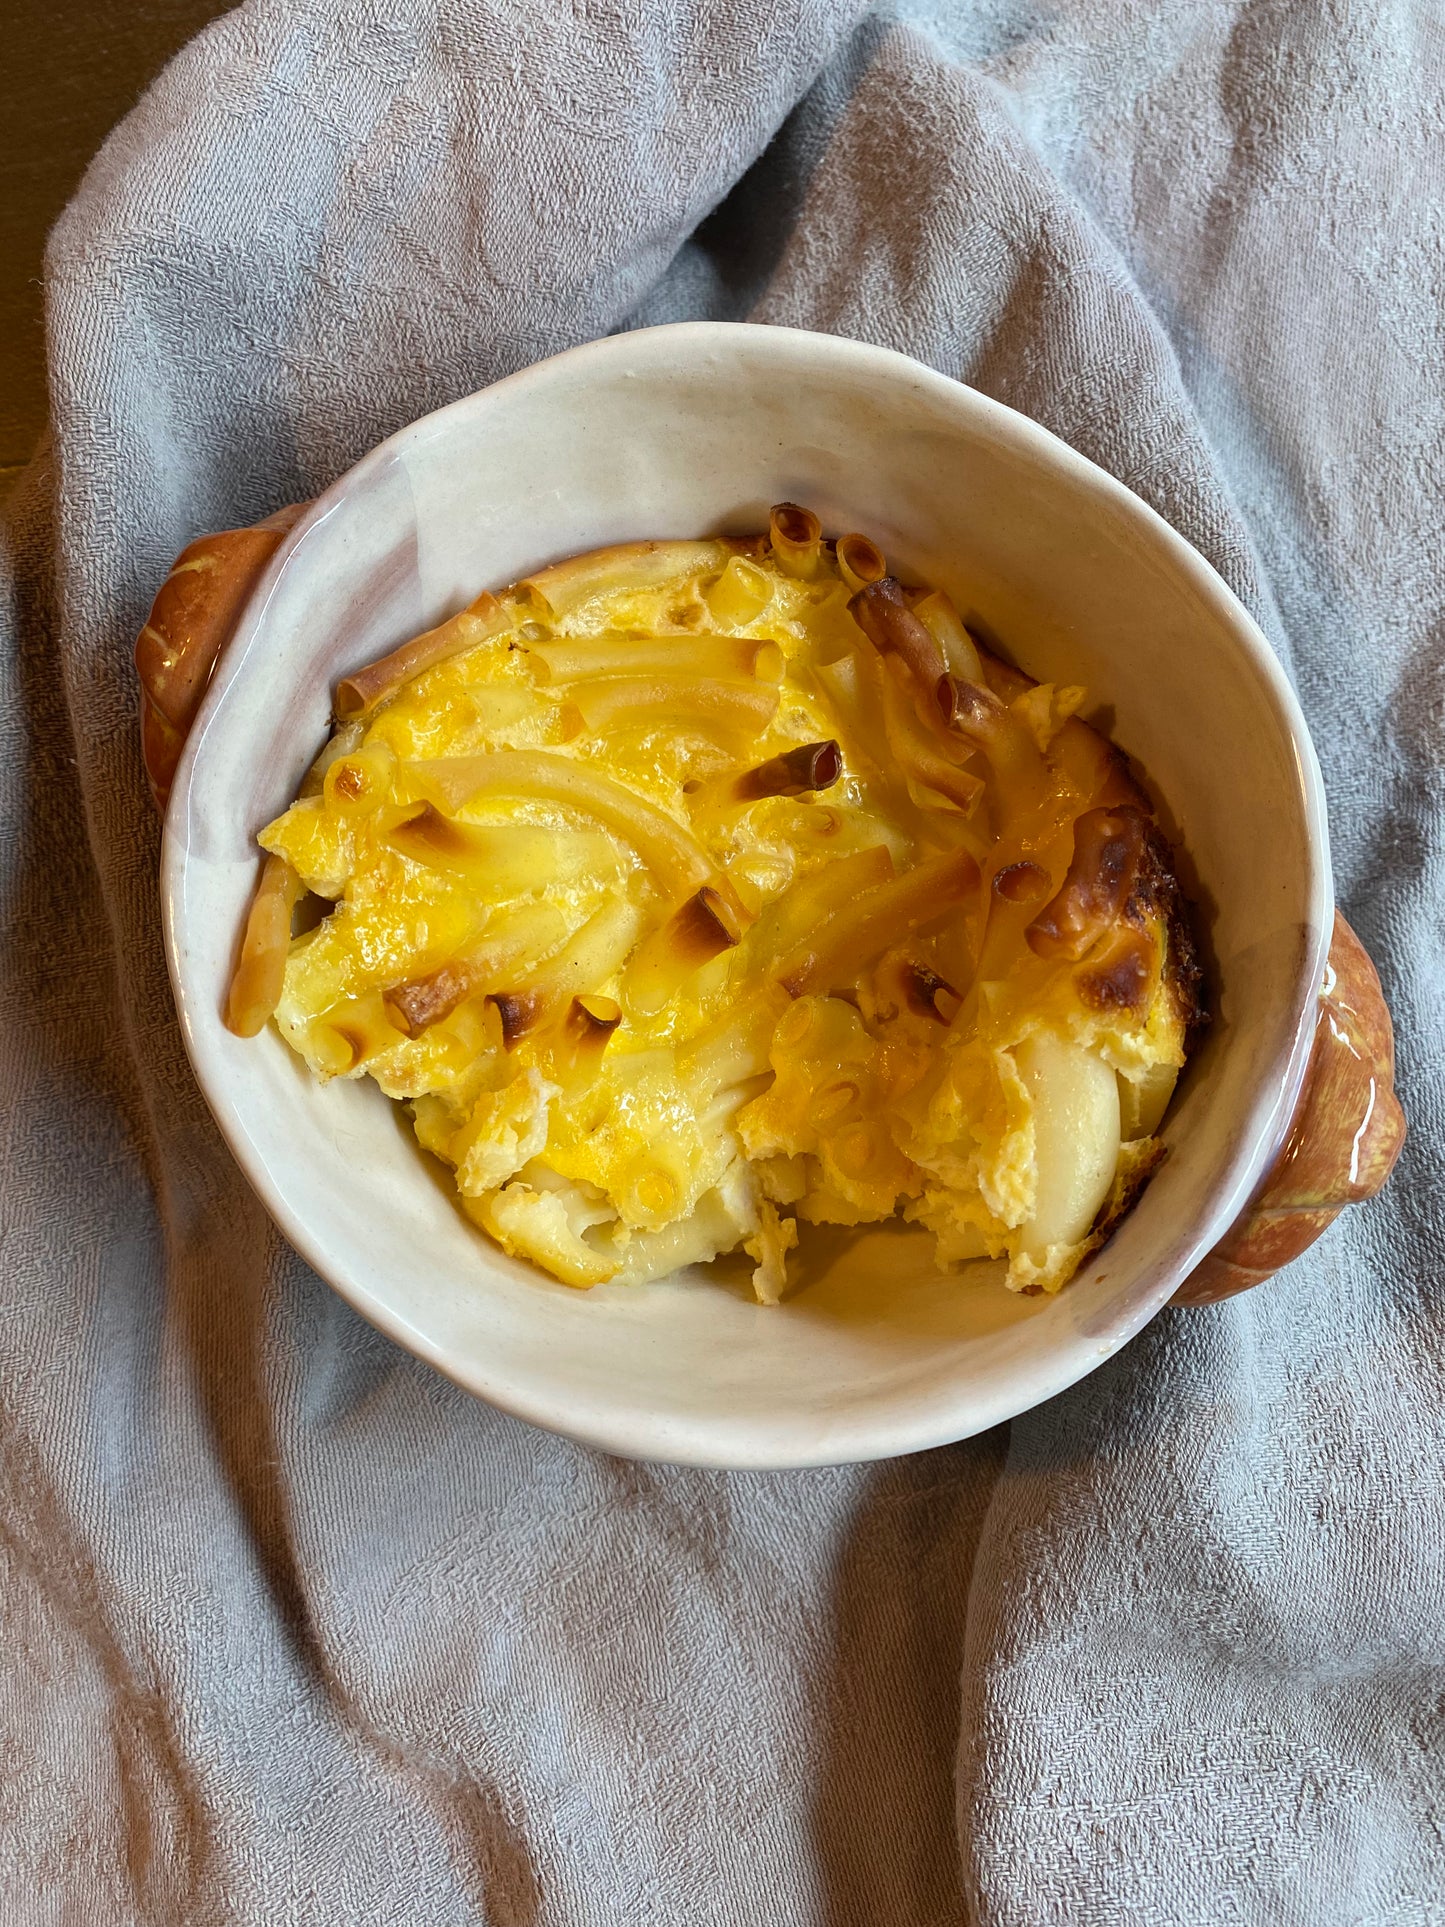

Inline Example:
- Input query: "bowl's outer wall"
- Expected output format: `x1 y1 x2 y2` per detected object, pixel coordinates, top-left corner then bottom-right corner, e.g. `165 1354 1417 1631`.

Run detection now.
164 324 1331 1467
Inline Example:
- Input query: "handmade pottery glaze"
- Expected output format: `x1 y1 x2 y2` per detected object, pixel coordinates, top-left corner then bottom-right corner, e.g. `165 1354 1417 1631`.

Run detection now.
157 323 1390 1467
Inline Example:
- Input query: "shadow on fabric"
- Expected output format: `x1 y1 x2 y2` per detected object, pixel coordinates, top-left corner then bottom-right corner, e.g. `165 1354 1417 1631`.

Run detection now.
811 1438 1006 1927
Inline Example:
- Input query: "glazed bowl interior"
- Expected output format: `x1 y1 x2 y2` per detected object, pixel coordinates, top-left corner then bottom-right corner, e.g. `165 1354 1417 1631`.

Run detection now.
164 323 1330 1467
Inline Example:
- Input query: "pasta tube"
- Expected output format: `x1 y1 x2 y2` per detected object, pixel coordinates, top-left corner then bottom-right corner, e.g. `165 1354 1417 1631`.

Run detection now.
521 540 744 620
881 673 984 815
1015 1032 1122 1261
225 855 302 1037
488 896 644 1044
410 751 721 901
565 676 779 738
775 848 979 996
385 808 623 896
623 886 745 1018
911 590 984 683
381 899 570 1037
704 555 774 626
334 594 512 720
849 576 948 693
527 635 781 684
835 533 887 596
769 503 823 579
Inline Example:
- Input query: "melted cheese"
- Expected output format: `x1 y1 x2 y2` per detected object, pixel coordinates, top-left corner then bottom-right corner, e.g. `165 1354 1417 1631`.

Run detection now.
256 526 1195 1300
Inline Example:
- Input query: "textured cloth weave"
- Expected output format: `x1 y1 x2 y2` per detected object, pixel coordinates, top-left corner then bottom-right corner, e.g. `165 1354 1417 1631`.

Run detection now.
2 3 1442 1922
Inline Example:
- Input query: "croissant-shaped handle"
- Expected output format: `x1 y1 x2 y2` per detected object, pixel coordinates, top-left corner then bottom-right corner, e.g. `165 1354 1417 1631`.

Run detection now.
136 511 1406 1309
1172 911 1406 1305
135 502 309 811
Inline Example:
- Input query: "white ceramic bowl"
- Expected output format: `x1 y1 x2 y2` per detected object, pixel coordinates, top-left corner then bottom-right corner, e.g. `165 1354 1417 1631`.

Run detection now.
163 322 1331 1467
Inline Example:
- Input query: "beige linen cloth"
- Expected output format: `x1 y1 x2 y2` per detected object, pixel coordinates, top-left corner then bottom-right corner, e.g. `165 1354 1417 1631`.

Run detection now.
2 3 1441 1922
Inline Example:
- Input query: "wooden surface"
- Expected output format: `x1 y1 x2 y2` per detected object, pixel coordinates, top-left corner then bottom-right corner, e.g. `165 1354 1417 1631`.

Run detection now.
0 0 234 489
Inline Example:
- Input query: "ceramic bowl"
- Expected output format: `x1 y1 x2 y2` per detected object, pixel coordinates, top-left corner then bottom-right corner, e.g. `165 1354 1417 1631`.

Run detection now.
162 322 1331 1467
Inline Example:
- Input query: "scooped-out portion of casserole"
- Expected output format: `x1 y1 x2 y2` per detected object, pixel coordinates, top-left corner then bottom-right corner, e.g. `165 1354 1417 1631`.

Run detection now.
228 505 1204 1303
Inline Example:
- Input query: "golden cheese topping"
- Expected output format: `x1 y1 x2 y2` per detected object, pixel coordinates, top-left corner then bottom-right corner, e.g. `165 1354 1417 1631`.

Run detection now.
241 506 1203 1302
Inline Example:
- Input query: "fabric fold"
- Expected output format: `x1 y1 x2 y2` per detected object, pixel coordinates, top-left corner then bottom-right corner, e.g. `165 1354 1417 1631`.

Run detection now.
2 2 1440 1921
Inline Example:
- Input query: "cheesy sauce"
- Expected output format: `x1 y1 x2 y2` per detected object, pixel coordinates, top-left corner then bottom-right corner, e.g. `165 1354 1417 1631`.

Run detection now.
241 508 1202 1302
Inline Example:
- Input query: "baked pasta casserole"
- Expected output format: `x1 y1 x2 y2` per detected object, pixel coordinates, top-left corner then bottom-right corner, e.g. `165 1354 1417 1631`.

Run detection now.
228 505 1204 1302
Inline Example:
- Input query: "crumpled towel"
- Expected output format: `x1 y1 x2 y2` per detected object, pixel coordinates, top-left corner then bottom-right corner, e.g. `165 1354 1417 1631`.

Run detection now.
2 3 1441 1923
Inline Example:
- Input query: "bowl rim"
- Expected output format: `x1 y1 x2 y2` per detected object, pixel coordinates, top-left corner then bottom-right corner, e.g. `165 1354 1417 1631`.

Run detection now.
161 320 1333 1466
